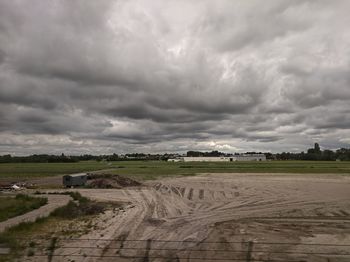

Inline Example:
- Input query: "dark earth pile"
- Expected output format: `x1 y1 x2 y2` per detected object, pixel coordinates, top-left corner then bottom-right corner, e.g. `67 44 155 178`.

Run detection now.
87 173 141 189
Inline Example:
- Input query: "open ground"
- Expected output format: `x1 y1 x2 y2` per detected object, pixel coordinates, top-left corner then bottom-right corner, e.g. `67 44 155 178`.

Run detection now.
25 173 350 261
0 162 350 261
1 160 350 180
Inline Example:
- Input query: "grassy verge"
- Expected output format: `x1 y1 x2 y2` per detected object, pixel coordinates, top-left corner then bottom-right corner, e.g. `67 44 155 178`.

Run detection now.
105 160 350 180
0 192 120 261
0 160 349 181
0 194 47 222
50 192 105 219
0 161 109 178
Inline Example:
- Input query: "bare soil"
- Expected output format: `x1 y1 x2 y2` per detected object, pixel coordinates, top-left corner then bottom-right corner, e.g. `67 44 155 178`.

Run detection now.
24 173 350 261
0 176 63 189
0 172 142 189
86 173 142 188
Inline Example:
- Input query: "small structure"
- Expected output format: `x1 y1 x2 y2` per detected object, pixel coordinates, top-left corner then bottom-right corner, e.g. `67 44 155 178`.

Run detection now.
235 154 266 161
167 158 182 162
63 173 87 187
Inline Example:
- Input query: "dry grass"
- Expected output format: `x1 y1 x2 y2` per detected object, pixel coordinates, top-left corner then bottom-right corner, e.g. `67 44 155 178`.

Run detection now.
0 194 47 222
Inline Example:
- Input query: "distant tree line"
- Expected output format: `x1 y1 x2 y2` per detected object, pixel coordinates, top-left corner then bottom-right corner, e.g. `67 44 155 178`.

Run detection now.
275 143 350 161
1 144 349 163
0 153 168 163
0 154 78 163
187 144 350 161
186 150 265 157
186 150 225 157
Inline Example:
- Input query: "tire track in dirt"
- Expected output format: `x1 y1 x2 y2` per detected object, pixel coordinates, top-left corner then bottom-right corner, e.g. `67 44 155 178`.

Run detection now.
198 189 204 200
187 188 194 200
49 174 350 262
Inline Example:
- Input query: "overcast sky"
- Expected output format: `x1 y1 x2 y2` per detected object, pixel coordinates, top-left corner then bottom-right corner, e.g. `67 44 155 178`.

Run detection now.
1 0 350 155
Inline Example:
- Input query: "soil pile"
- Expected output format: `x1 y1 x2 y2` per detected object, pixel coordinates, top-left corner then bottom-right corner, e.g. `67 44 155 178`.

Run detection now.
87 173 141 189
0 182 11 188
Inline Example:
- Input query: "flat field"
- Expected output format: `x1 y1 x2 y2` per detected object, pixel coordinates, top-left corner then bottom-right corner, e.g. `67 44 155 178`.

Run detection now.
0 161 109 178
0 160 350 261
0 160 350 180
26 173 350 262
108 160 350 180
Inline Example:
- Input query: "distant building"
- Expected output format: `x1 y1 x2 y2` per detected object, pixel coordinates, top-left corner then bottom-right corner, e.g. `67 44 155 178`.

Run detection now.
167 158 182 162
235 154 266 161
63 173 87 187
182 154 266 162
183 157 230 162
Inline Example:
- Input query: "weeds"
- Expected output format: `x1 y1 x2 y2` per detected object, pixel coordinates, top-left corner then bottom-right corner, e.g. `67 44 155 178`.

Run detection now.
50 200 105 219
0 216 48 261
0 194 47 222
0 192 110 261
34 191 89 203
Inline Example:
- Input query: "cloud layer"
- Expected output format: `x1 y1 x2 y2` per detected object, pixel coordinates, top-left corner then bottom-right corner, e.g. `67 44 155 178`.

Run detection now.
1 0 350 155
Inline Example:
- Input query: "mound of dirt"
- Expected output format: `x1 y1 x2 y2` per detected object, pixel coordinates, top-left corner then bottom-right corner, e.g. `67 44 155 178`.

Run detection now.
86 173 141 189
88 178 117 189
0 182 11 188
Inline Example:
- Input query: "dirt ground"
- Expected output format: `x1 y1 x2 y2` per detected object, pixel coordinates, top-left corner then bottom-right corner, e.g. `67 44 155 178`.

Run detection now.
0 172 142 189
24 173 350 261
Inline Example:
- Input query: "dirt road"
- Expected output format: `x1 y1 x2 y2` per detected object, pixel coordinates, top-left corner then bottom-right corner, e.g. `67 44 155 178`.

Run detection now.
0 194 71 233
31 173 350 261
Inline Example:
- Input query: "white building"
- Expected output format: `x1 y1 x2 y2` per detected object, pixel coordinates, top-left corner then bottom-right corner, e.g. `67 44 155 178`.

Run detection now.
182 154 266 162
183 157 231 162
167 158 182 162
235 154 266 161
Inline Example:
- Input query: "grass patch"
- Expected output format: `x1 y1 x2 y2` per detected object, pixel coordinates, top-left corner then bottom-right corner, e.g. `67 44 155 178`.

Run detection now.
104 160 350 180
34 191 89 203
0 216 48 261
0 192 120 261
51 200 105 219
0 194 47 222
0 161 109 178
35 191 105 219
0 160 349 182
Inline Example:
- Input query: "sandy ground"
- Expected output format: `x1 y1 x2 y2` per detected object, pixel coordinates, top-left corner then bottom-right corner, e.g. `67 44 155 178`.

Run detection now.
25 173 350 261
0 194 71 233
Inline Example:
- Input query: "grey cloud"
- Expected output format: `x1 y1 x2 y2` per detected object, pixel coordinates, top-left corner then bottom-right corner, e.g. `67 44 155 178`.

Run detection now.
0 49 5 65
18 114 48 124
281 65 350 108
315 114 350 130
0 0 349 154
195 0 313 52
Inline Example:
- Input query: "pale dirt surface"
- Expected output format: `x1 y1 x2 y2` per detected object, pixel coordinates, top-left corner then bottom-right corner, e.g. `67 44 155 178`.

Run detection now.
0 194 71 233
24 173 350 261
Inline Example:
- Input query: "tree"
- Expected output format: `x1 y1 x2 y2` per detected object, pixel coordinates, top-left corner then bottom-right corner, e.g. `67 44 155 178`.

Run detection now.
314 143 321 153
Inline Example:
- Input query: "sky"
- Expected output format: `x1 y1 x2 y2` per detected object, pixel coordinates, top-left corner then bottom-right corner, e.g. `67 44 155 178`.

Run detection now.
0 0 350 155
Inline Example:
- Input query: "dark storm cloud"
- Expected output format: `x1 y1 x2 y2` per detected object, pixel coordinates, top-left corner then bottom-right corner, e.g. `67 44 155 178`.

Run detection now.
0 0 350 154
0 73 58 110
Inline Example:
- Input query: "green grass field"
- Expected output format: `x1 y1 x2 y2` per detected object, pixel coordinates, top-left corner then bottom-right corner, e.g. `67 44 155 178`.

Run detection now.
108 160 350 180
0 160 349 180
0 161 109 178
